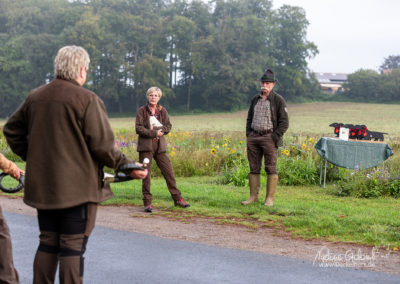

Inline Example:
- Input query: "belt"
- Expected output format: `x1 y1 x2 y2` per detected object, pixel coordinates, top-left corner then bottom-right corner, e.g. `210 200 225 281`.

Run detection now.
253 129 273 136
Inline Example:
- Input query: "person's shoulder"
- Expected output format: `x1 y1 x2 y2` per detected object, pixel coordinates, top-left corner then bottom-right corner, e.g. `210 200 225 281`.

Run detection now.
271 91 286 103
159 104 168 113
28 82 51 99
57 79 102 109
251 94 260 102
137 105 147 112
136 105 147 117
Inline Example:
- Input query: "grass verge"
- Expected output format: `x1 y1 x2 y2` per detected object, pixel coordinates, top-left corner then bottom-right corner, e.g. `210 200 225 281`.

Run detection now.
101 176 400 249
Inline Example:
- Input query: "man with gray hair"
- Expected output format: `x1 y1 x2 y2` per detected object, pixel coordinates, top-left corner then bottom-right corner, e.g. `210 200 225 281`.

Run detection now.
242 69 289 207
4 45 148 283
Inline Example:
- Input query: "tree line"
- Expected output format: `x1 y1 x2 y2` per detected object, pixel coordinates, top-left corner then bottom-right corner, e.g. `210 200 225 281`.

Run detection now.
0 0 323 117
337 56 400 103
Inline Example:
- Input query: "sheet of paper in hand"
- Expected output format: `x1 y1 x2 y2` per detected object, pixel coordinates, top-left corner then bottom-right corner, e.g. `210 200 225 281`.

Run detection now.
150 116 163 127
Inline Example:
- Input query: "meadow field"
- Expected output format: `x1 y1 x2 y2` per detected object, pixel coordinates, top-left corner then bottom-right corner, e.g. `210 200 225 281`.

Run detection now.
1 102 400 248
108 102 400 137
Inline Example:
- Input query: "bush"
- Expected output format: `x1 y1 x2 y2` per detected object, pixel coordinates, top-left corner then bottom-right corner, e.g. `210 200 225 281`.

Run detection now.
336 165 400 198
221 157 249 186
277 156 319 185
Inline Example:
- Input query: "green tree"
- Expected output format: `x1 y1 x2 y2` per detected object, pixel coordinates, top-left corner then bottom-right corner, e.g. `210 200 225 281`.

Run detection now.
378 69 400 102
380 55 400 71
269 5 318 101
342 69 381 101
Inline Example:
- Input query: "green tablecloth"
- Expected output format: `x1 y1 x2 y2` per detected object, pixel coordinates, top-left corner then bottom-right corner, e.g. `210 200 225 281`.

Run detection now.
315 137 394 169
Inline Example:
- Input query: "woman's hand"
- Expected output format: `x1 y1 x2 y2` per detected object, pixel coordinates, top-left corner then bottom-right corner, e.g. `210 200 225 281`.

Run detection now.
156 130 164 137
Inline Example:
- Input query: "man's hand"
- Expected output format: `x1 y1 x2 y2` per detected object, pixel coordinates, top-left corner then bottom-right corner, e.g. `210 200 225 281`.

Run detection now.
129 162 148 179
130 169 148 179
4 161 23 180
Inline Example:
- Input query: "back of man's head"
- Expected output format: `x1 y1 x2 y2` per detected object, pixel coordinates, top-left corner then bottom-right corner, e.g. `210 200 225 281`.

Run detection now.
54 45 90 81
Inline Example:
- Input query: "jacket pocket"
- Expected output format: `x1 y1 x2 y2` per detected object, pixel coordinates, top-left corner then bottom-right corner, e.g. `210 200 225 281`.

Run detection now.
137 136 153 152
271 133 279 148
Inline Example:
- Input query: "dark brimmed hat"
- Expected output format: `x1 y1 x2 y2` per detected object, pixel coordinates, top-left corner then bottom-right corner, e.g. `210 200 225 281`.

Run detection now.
260 69 276 82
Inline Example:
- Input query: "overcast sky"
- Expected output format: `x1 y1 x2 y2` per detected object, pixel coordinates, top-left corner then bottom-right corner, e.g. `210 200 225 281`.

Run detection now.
272 0 400 74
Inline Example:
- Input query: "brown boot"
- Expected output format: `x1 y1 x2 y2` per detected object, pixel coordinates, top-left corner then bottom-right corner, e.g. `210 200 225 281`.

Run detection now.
265 174 278 206
241 174 260 205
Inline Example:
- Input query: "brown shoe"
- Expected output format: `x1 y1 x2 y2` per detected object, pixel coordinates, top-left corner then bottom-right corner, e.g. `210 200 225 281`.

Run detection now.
174 198 190 208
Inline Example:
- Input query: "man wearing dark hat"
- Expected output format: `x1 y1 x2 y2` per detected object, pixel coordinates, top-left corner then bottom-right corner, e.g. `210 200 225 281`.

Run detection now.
242 69 289 206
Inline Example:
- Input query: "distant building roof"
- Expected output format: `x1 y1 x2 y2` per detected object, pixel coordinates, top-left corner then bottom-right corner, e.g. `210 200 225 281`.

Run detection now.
314 72 348 83
313 72 348 94
381 69 392 74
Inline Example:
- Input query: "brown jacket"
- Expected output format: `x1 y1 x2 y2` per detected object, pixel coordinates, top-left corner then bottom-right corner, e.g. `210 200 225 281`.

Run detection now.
135 104 172 153
246 91 289 147
3 79 131 209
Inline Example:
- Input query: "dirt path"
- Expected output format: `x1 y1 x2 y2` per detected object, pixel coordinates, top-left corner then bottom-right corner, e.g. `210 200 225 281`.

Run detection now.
2 195 399 275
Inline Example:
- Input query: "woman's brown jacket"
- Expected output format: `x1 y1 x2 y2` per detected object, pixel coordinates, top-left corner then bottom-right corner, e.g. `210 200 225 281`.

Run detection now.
3 79 131 209
135 104 172 153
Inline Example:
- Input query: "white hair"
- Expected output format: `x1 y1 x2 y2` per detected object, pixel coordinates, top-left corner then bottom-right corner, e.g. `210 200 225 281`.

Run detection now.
54 45 90 80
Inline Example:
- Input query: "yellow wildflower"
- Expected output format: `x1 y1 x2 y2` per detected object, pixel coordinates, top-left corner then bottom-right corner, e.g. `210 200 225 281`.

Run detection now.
301 144 307 150
210 148 217 154
170 151 176 157
227 147 230 151
231 149 235 154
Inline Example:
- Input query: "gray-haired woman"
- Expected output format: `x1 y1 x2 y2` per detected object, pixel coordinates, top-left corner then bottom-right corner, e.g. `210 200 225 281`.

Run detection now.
135 87 190 212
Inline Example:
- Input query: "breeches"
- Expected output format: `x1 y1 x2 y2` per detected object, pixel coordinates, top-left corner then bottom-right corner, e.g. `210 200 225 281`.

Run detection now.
247 133 278 175
139 140 181 206
0 205 19 284
34 203 97 284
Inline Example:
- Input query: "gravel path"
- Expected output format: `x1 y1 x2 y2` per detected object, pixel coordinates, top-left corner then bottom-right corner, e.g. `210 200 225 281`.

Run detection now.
1 195 399 275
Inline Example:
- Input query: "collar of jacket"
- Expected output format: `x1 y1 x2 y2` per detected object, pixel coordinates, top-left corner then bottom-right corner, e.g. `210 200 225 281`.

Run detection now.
55 77 81 86
147 103 163 111
258 90 275 101
146 103 163 116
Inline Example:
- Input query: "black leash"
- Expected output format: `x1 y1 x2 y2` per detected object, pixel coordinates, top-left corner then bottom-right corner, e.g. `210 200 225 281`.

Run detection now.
0 172 24 193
